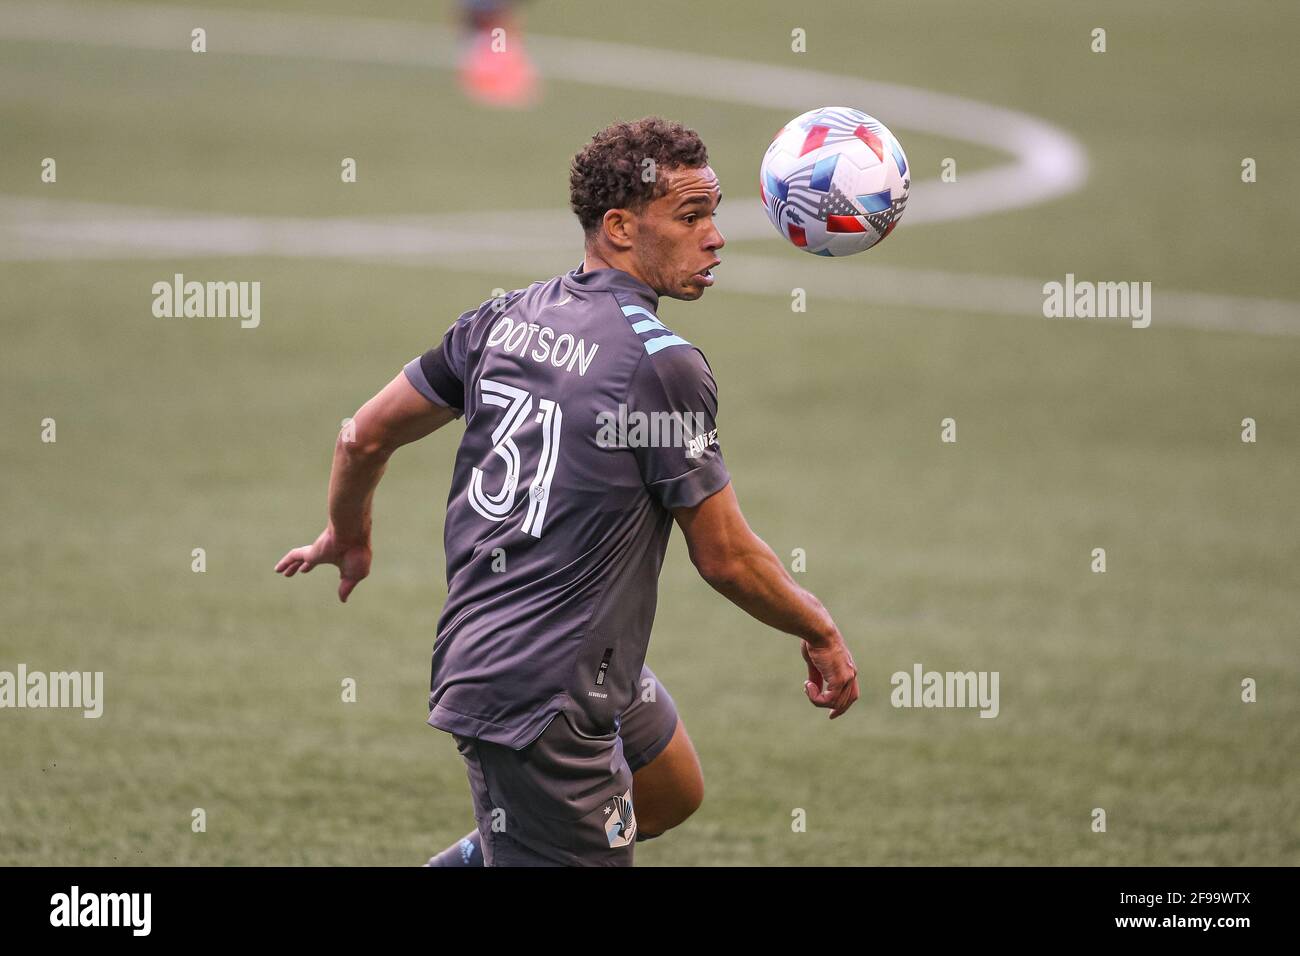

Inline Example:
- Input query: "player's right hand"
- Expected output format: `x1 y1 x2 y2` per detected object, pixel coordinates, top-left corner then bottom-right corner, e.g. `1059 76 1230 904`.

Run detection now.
801 636 859 719
274 526 372 603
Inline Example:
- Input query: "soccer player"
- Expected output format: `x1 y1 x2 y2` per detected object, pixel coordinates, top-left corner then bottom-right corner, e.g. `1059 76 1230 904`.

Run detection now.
275 117 859 866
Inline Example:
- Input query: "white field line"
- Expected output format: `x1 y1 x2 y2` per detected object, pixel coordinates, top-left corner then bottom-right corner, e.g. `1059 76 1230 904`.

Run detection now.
3 195 1298 337
0 0 1087 225
2 1 1296 335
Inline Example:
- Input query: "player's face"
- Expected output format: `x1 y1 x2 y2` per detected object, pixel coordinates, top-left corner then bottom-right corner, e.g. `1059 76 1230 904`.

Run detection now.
633 165 725 301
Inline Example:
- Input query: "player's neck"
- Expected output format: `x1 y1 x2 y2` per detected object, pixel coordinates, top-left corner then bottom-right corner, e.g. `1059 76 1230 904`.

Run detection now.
582 249 652 290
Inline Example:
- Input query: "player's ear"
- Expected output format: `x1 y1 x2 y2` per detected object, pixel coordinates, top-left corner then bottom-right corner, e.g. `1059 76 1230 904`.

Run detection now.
601 208 635 251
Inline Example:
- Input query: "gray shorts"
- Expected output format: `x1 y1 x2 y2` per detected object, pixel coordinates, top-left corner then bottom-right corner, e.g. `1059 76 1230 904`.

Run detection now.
454 664 679 867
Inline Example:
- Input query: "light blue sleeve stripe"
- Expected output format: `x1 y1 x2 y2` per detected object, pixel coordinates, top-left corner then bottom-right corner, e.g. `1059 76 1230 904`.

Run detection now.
621 304 658 322
644 334 692 355
622 304 688 352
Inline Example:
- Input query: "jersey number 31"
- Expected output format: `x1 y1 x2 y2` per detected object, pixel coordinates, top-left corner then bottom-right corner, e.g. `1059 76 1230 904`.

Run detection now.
467 378 563 538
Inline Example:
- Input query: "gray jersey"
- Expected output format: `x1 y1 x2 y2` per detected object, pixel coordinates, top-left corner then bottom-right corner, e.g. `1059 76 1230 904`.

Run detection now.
405 263 729 749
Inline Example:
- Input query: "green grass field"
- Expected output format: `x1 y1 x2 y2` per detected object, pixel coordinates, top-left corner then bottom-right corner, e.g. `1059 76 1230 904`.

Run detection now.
1 0 1297 866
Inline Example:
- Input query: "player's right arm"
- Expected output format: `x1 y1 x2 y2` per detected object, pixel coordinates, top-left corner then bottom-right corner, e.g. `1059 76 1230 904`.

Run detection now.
274 370 459 602
672 484 859 718
277 299 479 602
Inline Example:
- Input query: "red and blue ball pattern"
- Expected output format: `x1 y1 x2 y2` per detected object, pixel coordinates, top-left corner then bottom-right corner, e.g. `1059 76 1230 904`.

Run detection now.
760 106 910 256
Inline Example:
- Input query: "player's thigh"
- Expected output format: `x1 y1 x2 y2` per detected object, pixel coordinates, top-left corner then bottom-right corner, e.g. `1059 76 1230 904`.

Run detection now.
622 666 704 832
632 717 704 834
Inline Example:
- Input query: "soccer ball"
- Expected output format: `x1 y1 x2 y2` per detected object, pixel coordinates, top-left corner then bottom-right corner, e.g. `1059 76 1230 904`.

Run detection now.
759 106 910 256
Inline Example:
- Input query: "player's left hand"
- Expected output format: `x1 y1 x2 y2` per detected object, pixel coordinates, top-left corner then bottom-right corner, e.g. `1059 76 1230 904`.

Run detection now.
801 636 859 719
274 526 372 603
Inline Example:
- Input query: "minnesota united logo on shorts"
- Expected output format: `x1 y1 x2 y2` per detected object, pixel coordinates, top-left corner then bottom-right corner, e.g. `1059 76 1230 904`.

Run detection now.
603 789 637 847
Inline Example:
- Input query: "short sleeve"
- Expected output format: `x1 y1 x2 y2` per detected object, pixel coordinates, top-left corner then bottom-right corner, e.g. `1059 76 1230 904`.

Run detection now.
403 307 477 413
625 346 730 510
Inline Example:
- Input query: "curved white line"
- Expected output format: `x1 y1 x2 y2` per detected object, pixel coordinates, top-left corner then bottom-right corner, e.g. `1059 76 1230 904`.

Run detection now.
0 0 1088 224
523 37 1089 225
4 1 1295 335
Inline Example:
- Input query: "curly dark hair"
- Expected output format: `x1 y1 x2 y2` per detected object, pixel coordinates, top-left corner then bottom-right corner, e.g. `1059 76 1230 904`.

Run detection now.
569 117 709 238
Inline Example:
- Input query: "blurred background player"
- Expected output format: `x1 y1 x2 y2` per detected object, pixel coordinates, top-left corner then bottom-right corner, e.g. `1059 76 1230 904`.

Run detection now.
457 0 540 108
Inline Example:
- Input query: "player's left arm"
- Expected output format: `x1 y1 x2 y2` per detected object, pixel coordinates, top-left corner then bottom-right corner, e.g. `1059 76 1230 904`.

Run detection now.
274 372 458 602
